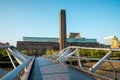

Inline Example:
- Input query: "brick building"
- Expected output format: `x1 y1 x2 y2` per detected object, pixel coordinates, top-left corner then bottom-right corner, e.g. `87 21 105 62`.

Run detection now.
17 37 99 56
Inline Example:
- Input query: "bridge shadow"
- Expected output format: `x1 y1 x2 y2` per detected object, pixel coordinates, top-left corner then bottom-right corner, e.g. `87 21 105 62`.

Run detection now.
28 57 42 80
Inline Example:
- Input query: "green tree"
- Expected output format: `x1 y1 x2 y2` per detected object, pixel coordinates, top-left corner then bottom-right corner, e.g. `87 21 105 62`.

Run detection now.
77 49 108 58
45 49 57 56
0 49 8 60
21 50 28 55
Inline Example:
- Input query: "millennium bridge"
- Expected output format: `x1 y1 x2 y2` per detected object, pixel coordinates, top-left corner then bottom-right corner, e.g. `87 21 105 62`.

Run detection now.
0 46 120 80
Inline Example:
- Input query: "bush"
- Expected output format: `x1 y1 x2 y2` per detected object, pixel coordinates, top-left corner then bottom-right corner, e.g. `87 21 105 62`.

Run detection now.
45 49 57 56
78 49 108 58
0 49 9 60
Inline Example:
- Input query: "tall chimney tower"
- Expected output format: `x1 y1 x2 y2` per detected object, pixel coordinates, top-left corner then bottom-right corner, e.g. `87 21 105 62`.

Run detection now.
59 10 67 51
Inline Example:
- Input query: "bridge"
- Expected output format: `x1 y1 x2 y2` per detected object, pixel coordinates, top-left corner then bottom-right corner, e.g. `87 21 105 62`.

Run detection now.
0 46 120 80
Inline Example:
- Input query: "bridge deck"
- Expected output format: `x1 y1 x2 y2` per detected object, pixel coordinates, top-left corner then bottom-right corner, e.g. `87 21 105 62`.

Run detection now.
0 68 8 78
29 57 96 80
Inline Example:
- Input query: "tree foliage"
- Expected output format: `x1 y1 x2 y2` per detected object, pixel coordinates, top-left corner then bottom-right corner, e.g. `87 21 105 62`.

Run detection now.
45 49 57 56
0 49 8 60
112 51 120 57
77 49 108 58
21 50 29 55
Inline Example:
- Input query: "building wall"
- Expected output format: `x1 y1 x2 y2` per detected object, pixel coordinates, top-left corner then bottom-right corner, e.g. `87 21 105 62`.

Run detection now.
17 41 59 56
17 41 99 56
0 42 9 46
67 33 81 38
104 36 117 45
111 37 120 48
0 43 5 45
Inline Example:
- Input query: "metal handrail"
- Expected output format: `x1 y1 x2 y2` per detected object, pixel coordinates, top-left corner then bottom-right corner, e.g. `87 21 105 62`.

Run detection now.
1 56 35 80
67 56 120 62
0 46 14 49
107 61 117 80
66 56 118 80
49 46 120 79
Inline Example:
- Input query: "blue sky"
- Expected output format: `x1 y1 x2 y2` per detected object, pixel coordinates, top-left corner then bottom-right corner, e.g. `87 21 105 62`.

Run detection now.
0 0 120 46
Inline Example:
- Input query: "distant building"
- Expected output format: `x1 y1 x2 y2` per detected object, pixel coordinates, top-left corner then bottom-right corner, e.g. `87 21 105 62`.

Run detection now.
67 33 81 38
0 42 9 46
0 42 5 45
17 36 99 56
104 35 120 48
104 36 117 46
111 37 120 48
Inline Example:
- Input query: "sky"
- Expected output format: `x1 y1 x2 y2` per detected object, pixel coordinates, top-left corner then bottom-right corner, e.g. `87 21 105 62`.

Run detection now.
0 0 120 46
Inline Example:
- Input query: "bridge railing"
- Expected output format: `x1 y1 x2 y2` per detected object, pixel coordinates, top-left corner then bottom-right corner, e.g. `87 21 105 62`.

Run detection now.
49 46 120 80
66 56 120 80
1 56 35 80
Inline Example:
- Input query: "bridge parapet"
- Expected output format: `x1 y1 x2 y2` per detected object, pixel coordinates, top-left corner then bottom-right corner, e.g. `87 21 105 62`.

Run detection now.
0 45 31 79
48 46 120 80
1 56 35 80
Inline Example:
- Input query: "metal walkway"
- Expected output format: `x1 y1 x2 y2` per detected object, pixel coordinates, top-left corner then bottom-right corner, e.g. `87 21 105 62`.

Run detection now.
1 45 120 80
29 57 95 80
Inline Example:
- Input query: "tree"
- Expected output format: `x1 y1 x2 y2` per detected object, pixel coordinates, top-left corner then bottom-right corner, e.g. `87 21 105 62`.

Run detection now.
45 49 57 56
77 49 108 58
0 49 8 60
21 50 28 55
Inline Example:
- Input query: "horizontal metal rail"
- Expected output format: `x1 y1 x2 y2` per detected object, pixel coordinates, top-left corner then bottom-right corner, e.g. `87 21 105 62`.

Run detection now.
69 46 120 51
66 56 119 80
49 46 120 80
1 56 35 80
67 56 120 62
0 46 14 49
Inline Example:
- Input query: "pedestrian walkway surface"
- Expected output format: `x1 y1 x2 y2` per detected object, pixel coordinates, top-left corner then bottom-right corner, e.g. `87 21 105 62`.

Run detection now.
29 57 96 80
0 68 8 78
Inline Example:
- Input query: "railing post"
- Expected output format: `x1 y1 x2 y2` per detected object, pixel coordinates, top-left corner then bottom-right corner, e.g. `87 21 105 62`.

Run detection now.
88 50 113 72
107 61 117 80
69 58 72 65
76 50 82 69
5 48 16 69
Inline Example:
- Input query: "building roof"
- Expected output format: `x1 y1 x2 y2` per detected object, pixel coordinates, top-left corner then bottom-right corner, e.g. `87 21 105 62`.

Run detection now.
67 33 81 38
23 37 97 43
23 37 58 42
67 38 97 43
104 35 117 40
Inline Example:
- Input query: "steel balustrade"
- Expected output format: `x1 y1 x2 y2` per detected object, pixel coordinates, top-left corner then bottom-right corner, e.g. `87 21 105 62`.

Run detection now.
0 45 31 79
1 56 35 80
49 46 120 80
1 45 120 80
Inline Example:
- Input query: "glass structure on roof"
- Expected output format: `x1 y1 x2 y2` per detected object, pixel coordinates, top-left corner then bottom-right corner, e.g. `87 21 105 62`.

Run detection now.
67 38 97 43
23 37 97 43
23 37 58 42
